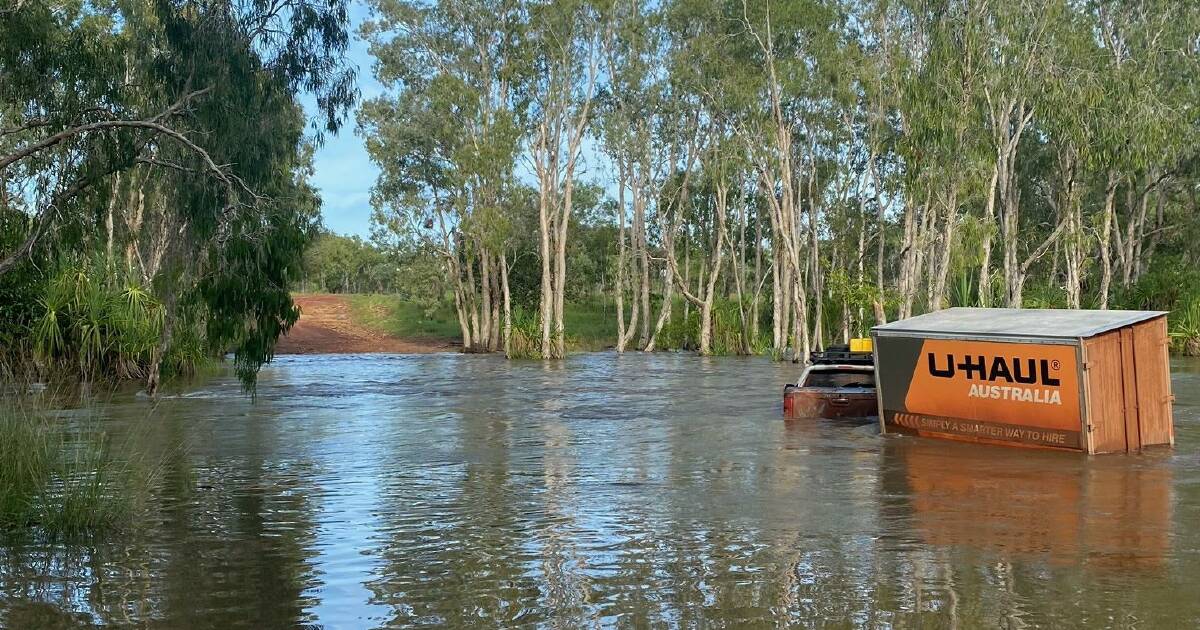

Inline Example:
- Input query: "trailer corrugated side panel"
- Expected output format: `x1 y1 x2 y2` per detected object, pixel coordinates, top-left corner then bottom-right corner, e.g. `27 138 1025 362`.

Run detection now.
1121 327 1145 450
1079 317 1173 453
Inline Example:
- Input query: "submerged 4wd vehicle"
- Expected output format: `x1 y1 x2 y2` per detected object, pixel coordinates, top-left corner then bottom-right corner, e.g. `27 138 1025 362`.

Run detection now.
783 343 878 419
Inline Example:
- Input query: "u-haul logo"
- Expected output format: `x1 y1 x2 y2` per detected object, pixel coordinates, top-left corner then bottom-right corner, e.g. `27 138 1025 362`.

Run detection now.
926 353 1064 405
898 338 1081 432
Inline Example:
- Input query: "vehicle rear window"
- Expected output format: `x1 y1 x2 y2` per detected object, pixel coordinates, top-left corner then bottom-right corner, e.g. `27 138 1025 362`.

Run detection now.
802 370 875 388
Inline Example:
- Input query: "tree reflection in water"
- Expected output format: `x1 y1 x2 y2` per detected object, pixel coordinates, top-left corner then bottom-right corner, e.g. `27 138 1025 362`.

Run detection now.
0 353 1196 628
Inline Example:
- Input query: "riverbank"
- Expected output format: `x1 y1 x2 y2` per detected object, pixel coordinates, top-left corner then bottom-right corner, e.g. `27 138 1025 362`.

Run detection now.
274 294 457 354
288 293 620 354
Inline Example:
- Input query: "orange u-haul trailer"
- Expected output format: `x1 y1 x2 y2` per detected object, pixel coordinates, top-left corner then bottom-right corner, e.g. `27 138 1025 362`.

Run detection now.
872 308 1174 454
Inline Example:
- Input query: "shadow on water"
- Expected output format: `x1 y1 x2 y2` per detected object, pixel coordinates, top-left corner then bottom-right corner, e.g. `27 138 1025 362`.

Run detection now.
1 353 1198 628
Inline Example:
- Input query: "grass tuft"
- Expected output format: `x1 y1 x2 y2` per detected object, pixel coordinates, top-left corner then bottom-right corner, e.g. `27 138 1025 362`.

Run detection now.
505 310 543 359
0 404 156 539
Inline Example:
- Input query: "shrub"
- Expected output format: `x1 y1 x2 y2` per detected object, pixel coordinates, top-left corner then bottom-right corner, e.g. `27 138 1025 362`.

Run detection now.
1169 297 1200 356
26 258 216 384
1115 262 1200 355
33 261 161 377
652 297 764 355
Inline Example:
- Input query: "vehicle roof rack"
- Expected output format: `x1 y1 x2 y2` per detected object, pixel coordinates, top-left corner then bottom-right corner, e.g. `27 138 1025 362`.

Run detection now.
809 345 874 366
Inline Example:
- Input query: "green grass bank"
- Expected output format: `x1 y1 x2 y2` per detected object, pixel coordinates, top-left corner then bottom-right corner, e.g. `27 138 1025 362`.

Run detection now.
342 294 621 351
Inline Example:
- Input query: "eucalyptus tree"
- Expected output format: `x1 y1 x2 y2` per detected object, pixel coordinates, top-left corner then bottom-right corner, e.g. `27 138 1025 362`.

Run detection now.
596 0 664 352
792 16 865 349
729 0 843 359
890 0 990 313
739 0 807 359
1087 0 1200 308
522 0 604 358
1 0 355 390
849 0 906 323
959 0 1061 308
662 130 743 355
639 0 732 353
640 104 705 353
1032 4 1108 309
361 0 526 353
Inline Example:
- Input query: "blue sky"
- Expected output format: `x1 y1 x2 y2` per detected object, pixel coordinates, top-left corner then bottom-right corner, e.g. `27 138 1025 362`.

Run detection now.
306 2 382 238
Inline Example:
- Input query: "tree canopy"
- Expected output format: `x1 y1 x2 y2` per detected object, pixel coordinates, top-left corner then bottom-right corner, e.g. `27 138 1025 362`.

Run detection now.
361 0 1200 358
1 0 357 388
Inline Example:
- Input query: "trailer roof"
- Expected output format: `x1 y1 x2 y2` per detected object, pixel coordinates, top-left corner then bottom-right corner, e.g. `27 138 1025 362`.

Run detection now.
873 307 1166 341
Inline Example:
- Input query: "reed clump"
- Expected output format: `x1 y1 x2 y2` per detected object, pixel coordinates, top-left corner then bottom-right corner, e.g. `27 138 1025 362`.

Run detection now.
1170 297 1200 356
505 311 543 360
0 404 152 538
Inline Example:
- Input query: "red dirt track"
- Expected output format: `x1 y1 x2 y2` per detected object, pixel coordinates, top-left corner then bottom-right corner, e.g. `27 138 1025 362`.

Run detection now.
275 294 455 355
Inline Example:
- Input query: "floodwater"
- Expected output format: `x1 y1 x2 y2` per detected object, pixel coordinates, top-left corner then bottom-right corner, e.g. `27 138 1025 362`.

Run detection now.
2 353 1200 629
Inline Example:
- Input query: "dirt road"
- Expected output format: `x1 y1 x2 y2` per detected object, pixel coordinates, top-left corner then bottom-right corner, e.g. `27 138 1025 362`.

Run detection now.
275 294 455 354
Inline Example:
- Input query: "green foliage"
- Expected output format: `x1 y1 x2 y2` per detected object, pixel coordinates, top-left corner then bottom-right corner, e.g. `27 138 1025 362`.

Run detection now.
302 232 400 294
1169 297 1200 357
710 299 765 356
1019 284 1068 310
162 314 211 380
564 185 615 300
1 1 356 390
33 260 164 380
1112 261 1200 312
824 270 880 338
358 0 527 301
0 208 46 354
562 298 617 351
949 270 978 308
653 297 765 356
1114 262 1200 355
23 258 214 385
505 247 545 312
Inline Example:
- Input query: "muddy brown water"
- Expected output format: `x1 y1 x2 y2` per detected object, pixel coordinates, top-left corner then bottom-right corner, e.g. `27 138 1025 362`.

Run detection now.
2 354 1199 628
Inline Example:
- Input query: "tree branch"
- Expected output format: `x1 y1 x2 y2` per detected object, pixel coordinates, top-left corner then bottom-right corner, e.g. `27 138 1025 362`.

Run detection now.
1021 219 1069 276
0 87 213 171
0 87 256 274
0 165 124 275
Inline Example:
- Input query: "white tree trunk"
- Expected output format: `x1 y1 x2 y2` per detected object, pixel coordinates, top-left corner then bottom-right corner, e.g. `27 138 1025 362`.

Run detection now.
1098 174 1119 310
